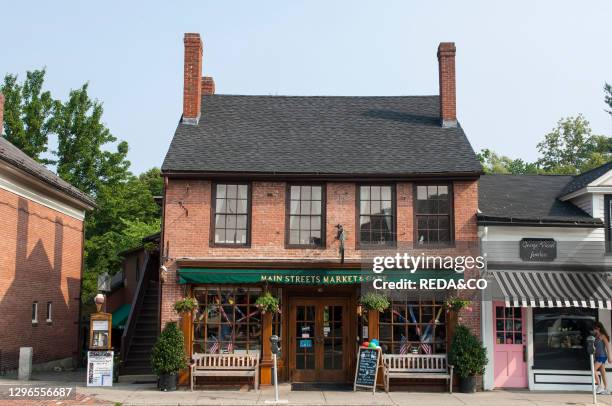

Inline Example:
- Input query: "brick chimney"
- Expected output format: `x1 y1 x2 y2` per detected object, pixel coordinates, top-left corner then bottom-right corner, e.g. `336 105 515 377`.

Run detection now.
437 42 457 128
201 76 215 95
0 93 4 136
183 33 203 125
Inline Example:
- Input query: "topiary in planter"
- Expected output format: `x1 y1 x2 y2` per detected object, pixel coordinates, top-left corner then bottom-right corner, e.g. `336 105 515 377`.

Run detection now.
448 325 487 393
151 322 187 391
359 292 390 312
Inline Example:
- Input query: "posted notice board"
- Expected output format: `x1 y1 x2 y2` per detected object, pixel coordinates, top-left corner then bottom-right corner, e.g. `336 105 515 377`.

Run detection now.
353 347 381 393
87 351 113 387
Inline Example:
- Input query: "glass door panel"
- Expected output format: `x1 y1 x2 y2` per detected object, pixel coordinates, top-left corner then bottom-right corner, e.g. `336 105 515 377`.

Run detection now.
295 305 316 370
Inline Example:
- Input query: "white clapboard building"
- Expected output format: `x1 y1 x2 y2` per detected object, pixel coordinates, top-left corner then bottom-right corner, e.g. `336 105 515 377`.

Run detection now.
478 162 612 391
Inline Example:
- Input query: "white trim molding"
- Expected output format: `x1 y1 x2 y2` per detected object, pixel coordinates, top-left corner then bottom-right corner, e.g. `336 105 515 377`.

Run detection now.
0 168 86 220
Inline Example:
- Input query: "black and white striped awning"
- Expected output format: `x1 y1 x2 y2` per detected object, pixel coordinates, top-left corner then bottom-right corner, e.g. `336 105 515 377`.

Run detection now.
493 270 612 309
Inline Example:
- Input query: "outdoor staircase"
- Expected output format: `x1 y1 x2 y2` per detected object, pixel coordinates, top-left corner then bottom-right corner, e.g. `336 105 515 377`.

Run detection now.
120 252 160 376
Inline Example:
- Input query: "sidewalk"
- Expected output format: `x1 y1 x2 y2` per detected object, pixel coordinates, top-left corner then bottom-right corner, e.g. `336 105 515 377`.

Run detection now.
1 370 610 406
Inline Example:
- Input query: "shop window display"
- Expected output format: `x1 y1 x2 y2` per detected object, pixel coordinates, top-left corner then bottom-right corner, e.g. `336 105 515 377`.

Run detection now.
379 299 446 354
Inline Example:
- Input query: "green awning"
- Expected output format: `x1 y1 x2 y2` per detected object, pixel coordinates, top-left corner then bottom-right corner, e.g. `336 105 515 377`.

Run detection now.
178 268 462 285
112 303 131 329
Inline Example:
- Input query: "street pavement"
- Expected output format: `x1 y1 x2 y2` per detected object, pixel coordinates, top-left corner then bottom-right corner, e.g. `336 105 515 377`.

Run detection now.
0 370 610 406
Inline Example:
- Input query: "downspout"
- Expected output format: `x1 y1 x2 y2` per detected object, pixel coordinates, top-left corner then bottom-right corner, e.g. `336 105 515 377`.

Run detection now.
76 217 86 367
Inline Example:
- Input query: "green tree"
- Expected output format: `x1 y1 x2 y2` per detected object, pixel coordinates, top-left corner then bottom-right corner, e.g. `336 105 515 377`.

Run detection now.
536 115 606 174
477 149 539 174
138 167 164 197
53 83 130 196
1 69 56 163
82 218 160 303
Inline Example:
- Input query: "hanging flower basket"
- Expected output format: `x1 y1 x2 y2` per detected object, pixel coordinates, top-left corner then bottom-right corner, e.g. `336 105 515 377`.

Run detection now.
359 292 390 312
255 292 280 314
444 296 471 312
173 297 198 315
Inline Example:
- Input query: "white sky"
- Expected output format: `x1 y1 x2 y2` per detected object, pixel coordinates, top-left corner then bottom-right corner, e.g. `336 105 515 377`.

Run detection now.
2 0 611 173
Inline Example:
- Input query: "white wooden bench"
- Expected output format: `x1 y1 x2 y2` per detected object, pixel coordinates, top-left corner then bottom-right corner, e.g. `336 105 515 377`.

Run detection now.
191 353 260 391
383 354 453 393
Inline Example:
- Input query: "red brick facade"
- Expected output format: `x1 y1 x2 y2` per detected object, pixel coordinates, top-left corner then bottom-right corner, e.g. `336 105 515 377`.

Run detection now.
0 187 84 370
161 179 480 331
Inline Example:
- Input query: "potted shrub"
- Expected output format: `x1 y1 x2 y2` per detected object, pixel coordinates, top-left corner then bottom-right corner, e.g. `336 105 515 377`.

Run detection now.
150 322 187 391
448 325 487 393
173 297 198 315
255 292 280 314
359 292 390 312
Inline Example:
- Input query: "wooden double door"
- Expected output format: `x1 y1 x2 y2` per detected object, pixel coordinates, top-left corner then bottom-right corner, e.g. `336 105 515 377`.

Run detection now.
288 298 349 382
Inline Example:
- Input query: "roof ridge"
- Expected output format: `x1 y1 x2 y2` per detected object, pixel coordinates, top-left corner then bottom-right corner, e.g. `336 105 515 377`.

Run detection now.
202 94 440 98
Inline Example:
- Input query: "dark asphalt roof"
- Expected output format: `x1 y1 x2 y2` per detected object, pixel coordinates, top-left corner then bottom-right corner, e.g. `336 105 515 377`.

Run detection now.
162 95 482 176
478 174 602 225
0 137 95 207
559 160 612 197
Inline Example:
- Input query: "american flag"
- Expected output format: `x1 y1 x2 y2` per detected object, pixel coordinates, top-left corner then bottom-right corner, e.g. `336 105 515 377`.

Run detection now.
209 340 219 354
420 342 432 354
399 336 408 355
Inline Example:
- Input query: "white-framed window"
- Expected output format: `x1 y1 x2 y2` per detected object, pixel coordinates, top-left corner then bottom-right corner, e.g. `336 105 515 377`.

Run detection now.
31 302 38 324
46 302 52 322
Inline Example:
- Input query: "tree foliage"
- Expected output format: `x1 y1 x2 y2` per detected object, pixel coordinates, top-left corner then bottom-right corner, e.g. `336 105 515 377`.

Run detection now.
478 149 539 175
536 115 607 174
54 83 131 196
1 69 56 164
2 70 162 304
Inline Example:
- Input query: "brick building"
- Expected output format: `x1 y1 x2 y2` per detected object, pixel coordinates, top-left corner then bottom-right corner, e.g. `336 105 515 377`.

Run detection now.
0 94 95 371
157 33 483 387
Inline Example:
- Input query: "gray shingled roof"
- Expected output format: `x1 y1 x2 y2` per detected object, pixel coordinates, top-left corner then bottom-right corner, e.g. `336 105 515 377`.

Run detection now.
0 137 95 207
478 174 602 225
162 95 482 176
559 160 612 197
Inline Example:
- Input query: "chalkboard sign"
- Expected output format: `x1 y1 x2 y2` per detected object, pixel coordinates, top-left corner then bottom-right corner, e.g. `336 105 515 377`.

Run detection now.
519 238 557 262
353 347 381 393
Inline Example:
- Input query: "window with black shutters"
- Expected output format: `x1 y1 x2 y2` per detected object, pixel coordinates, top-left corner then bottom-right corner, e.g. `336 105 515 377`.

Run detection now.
358 185 395 246
287 185 325 247
213 184 250 246
415 184 452 245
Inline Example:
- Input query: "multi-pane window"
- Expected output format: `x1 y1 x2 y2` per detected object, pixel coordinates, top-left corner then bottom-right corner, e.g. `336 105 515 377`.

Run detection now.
193 287 281 355
288 185 324 247
415 185 452 245
494 306 523 345
379 299 446 354
213 184 249 245
358 185 394 246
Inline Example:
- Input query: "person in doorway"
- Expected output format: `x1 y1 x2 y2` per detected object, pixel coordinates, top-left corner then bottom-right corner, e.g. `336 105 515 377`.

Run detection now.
593 321 611 395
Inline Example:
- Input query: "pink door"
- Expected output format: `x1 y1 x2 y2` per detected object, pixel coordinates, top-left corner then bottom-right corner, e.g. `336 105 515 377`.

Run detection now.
493 302 527 388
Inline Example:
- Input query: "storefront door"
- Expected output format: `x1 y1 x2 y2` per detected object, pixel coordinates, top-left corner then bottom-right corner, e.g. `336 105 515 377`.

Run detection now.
289 298 348 382
493 302 527 388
